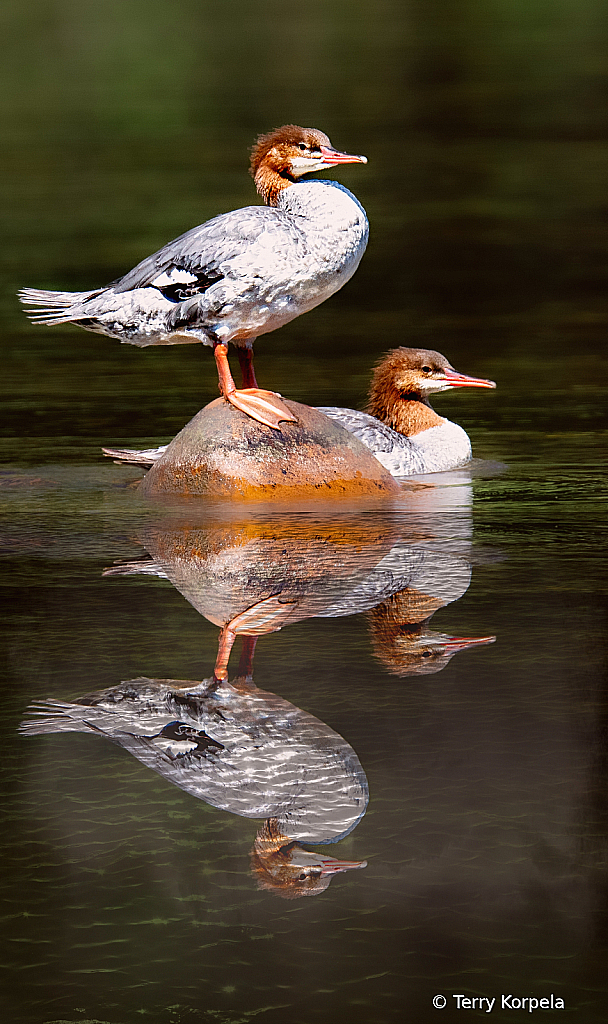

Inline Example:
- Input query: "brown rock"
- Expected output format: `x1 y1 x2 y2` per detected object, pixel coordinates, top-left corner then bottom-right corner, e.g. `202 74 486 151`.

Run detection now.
139 398 399 500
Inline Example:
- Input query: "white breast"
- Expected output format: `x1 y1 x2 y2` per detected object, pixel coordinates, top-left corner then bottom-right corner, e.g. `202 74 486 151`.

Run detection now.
278 179 367 226
405 420 472 474
206 181 369 344
319 407 472 477
277 180 369 284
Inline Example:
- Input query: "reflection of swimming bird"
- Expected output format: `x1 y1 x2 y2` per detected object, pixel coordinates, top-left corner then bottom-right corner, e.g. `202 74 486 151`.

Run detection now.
312 534 496 675
319 347 496 475
20 654 368 898
368 589 495 677
19 125 368 429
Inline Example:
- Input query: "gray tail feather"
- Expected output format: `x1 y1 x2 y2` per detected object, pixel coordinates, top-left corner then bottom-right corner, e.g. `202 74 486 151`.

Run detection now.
18 286 102 325
101 445 167 467
19 700 101 736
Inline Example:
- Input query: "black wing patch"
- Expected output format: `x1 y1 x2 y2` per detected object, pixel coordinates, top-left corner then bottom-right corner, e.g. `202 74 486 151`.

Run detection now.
153 720 225 759
150 266 224 303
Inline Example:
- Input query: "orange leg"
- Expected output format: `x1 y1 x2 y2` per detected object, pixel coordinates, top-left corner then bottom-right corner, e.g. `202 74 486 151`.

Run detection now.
213 342 296 430
237 346 258 389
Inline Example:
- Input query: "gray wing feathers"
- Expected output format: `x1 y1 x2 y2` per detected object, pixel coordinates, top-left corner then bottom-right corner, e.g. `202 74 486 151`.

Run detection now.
19 701 119 736
317 407 409 453
113 206 301 292
101 445 167 466
317 407 426 476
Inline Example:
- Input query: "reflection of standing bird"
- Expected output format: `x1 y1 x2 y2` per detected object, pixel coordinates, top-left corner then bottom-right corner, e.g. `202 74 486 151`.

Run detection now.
19 125 368 429
20 669 367 897
250 818 365 900
312 536 495 676
319 347 496 475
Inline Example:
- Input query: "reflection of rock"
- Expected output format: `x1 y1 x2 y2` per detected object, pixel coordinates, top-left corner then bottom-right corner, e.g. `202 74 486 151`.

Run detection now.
137 398 398 500
20 651 368 898
106 510 495 678
105 515 401 631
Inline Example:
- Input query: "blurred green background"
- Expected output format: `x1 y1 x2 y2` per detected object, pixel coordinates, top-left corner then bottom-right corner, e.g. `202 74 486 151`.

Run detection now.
1 0 607 460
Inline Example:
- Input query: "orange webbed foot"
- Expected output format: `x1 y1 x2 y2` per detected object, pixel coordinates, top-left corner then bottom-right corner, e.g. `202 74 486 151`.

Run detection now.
226 388 297 429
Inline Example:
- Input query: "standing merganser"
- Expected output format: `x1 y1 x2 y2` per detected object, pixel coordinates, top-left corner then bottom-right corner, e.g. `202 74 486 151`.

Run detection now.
319 346 496 475
19 125 368 429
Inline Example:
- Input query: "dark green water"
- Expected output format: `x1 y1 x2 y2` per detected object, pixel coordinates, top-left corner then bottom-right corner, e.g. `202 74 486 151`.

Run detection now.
2 2 608 1023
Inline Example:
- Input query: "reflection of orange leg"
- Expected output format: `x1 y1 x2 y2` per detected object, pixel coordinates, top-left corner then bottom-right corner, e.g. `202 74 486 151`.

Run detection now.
213 342 296 430
214 597 297 682
214 626 237 682
237 636 258 680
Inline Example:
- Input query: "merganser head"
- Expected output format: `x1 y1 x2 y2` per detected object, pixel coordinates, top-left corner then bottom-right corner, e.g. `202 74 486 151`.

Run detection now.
368 592 496 676
250 124 367 204
371 347 496 400
381 629 496 676
366 346 496 431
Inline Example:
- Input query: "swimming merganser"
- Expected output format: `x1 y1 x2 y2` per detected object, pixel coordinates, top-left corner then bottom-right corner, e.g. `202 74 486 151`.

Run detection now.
103 345 495 476
319 346 496 475
19 125 368 429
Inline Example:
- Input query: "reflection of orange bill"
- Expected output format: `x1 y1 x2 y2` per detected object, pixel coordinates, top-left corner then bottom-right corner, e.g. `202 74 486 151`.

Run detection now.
439 636 496 652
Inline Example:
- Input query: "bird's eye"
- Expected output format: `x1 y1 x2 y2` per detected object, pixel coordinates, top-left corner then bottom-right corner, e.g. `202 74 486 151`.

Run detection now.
422 366 432 373
298 872 307 880
298 143 308 151
422 651 432 658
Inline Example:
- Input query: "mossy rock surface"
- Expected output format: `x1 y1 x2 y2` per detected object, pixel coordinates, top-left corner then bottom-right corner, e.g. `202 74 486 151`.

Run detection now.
139 398 399 500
